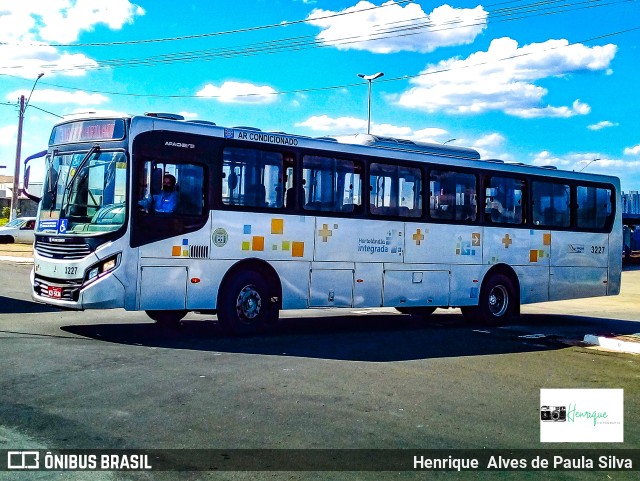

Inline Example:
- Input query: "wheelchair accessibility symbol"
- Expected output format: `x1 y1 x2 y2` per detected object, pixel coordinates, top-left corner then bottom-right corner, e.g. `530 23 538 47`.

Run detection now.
58 219 68 234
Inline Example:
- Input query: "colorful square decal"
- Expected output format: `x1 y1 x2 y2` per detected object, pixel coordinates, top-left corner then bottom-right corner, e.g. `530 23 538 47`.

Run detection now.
243 225 252 235
543 233 552 246
271 218 284 235
291 241 304 257
282 241 291 251
242 241 251 251
252 236 265 251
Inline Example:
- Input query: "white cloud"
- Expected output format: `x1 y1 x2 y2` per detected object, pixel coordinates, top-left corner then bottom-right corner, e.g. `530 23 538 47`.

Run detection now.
0 1 144 77
588 120 619 131
295 115 450 143
0 44 99 78
506 100 591 119
395 37 616 118
196 81 278 104
296 115 366 132
0 125 18 146
307 1 487 54
7 89 109 105
1 1 145 44
531 151 640 178
624 145 640 156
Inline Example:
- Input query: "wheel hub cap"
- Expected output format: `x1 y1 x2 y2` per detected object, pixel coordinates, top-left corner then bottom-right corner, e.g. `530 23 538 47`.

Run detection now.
237 285 262 320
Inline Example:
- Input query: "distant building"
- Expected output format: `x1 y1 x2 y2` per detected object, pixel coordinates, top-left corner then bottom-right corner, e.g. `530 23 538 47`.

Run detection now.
622 191 640 215
0 174 13 199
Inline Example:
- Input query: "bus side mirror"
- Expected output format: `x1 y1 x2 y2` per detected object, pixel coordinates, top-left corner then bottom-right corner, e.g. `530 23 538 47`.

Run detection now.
23 149 47 202
23 165 42 202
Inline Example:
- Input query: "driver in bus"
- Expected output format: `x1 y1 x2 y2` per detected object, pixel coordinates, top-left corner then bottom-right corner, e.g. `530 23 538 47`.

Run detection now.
140 174 179 213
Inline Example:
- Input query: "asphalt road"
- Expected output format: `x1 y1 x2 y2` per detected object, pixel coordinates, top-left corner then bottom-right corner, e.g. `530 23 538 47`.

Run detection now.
0 261 639 481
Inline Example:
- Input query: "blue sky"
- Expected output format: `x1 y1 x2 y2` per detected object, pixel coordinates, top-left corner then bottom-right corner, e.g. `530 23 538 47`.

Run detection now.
1 0 639 190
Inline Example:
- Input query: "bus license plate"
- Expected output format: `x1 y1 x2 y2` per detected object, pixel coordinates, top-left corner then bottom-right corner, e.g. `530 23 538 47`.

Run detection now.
48 286 62 298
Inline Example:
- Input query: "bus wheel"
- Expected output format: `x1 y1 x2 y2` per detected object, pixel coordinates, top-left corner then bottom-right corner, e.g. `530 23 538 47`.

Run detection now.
396 307 436 317
217 270 276 336
462 273 516 326
146 309 187 326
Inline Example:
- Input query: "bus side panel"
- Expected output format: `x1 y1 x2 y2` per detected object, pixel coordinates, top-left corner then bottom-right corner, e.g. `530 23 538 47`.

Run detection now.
272 261 310 310
404 224 482 265
382 265 450 307
483 228 536 267
314 217 404 263
354 262 383 308
449 264 485 307
549 231 610 301
210 212 315 263
549 267 608 300
512 265 550 304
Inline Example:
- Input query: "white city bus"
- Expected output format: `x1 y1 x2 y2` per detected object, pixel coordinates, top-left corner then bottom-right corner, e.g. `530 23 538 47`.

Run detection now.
30 113 622 334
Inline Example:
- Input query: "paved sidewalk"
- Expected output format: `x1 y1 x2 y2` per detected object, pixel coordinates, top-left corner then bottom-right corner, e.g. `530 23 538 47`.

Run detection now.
0 243 34 263
583 332 640 355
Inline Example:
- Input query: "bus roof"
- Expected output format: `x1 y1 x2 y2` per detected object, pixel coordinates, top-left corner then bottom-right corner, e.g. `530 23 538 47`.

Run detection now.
56 113 619 186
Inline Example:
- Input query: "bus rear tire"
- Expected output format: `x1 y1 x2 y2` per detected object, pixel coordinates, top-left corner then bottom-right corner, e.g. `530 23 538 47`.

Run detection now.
217 270 277 336
462 273 516 326
146 309 187 326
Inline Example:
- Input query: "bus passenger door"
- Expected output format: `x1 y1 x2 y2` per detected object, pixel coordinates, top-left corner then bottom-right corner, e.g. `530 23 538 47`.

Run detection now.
309 266 354 307
139 266 188 310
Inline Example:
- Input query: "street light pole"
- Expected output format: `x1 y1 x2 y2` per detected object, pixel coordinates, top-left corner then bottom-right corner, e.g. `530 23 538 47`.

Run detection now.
11 73 44 221
357 72 384 135
578 157 600 172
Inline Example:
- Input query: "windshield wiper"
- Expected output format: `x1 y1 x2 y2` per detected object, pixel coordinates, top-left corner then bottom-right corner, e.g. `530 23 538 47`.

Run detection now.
60 144 101 217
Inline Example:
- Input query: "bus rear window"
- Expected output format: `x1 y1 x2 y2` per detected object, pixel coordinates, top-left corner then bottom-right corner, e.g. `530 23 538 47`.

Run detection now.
577 185 613 230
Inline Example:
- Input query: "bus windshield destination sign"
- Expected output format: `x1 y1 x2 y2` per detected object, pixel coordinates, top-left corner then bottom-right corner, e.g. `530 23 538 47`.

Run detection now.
50 119 126 144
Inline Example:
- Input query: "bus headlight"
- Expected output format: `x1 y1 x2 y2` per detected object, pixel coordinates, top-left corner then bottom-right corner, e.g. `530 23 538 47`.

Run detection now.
84 253 121 286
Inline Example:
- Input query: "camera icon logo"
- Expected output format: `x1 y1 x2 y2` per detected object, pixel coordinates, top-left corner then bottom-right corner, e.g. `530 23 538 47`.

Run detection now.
540 405 567 422
7 451 40 469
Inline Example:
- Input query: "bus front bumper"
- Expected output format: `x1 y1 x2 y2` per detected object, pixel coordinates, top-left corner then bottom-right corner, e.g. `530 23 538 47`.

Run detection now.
31 268 126 310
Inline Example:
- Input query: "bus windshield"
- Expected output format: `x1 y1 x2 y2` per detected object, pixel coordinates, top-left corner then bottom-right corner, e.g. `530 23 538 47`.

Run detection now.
38 149 127 235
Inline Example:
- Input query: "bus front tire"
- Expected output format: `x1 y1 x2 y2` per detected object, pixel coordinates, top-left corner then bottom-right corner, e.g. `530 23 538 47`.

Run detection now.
146 309 187 326
461 273 516 326
217 270 277 336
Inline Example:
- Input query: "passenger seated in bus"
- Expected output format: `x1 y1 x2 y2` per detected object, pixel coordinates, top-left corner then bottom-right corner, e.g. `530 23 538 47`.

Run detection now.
140 174 179 213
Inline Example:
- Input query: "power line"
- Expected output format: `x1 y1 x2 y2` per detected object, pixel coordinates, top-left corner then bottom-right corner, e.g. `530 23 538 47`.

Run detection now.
2 0 628 74
28 104 64 118
15 26 637 101
0 0 414 48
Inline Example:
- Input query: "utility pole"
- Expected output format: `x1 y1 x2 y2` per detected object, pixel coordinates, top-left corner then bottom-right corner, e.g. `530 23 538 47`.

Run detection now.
11 73 43 221
11 95 25 221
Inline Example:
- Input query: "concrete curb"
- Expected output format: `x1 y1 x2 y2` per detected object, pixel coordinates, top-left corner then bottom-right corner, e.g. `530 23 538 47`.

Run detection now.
583 333 640 355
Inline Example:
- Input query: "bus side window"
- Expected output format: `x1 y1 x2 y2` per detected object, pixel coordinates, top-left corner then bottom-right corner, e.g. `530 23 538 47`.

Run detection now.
485 176 525 225
222 147 285 209
430 170 475 221
139 161 204 216
302 155 361 213
532 181 570 227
